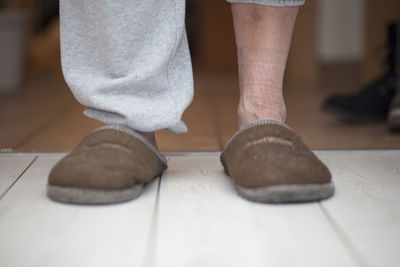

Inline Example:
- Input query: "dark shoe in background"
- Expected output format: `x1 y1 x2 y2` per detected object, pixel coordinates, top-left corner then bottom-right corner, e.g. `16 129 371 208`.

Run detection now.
322 22 398 125
389 19 400 131
322 72 396 122
388 90 400 131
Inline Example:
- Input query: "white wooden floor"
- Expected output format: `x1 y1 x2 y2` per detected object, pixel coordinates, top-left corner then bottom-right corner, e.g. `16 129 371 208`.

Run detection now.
0 151 399 267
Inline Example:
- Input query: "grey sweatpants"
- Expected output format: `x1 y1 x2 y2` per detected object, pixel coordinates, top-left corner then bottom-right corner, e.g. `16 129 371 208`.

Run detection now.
60 0 304 133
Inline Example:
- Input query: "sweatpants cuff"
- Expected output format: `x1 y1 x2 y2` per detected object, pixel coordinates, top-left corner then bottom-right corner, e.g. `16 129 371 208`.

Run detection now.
226 0 305 6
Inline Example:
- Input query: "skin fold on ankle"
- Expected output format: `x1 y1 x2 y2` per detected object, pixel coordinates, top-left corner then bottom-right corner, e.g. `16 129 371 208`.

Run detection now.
236 46 287 125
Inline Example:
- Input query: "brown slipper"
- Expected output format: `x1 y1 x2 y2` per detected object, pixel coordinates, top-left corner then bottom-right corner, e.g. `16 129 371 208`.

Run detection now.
220 120 334 203
47 125 167 204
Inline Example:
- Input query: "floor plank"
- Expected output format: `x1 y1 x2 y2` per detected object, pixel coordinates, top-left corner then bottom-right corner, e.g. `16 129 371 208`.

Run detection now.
0 152 399 266
2 73 400 151
0 75 75 150
157 76 221 151
11 74 221 152
0 154 160 267
194 74 239 149
319 151 400 267
155 155 357 267
210 75 400 150
17 103 102 151
0 154 36 197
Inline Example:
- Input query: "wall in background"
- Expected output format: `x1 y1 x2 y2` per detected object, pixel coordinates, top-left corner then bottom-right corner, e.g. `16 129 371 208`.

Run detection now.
317 0 365 63
362 0 400 83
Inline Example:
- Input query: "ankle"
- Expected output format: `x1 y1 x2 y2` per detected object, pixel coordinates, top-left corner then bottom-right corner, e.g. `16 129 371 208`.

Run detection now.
237 97 286 128
136 131 158 148
238 112 286 128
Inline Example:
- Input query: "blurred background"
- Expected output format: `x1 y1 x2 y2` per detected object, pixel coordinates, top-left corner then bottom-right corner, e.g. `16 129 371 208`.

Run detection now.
0 0 399 152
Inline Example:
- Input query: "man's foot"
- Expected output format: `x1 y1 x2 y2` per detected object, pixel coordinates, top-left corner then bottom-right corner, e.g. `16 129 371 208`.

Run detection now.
220 120 334 203
47 125 167 204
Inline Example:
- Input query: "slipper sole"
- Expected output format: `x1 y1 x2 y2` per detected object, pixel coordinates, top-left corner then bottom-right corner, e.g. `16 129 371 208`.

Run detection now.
235 181 334 203
47 183 144 204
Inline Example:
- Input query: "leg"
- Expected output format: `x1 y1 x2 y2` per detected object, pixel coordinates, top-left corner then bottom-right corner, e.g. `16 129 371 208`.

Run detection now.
230 2 298 127
48 0 191 204
221 1 334 203
60 0 193 136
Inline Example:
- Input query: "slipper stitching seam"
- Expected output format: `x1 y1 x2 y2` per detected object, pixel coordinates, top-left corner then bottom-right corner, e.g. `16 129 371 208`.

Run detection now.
94 125 167 164
224 119 291 149
243 136 293 150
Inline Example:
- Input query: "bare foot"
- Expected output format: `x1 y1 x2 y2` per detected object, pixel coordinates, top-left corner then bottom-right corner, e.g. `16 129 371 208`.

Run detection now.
136 131 158 149
237 83 287 128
